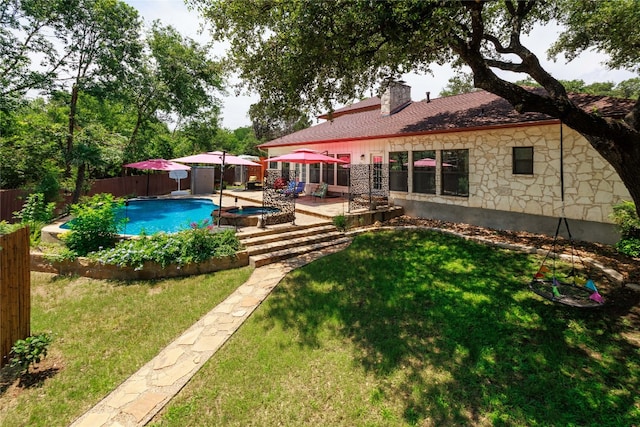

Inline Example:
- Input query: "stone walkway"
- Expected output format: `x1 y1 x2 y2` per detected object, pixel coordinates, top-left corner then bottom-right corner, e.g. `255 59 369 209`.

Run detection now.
70 242 351 427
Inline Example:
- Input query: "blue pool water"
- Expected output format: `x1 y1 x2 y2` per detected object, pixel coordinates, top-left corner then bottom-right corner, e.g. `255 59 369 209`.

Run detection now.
62 198 218 235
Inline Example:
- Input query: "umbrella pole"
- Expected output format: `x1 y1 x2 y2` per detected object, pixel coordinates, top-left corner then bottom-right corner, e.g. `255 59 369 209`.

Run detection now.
217 151 226 227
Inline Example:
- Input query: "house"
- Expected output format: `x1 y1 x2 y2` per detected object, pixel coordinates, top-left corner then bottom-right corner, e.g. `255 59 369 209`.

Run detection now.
258 82 634 244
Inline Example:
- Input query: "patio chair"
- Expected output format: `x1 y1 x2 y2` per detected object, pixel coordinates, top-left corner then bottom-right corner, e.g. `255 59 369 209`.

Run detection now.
279 181 295 194
285 181 306 198
311 182 328 200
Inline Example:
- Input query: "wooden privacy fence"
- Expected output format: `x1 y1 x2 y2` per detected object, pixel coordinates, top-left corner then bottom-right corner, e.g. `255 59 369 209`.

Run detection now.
1 173 193 222
0 227 31 367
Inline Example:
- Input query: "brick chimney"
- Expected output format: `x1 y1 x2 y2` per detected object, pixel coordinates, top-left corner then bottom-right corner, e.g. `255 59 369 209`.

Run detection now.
381 81 411 116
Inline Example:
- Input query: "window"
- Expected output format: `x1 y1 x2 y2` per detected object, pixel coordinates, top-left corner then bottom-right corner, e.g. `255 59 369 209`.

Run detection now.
441 149 469 197
337 154 350 186
513 147 534 174
309 162 320 183
323 155 336 185
389 151 408 192
412 150 436 194
282 162 291 180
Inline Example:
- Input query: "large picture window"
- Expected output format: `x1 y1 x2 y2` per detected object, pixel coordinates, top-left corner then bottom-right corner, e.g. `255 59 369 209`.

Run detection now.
412 150 436 194
389 151 408 192
441 149 469 197
513 147 534 175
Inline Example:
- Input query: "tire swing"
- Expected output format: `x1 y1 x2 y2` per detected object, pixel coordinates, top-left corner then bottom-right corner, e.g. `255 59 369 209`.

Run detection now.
529 216 605 308
528 123 605 308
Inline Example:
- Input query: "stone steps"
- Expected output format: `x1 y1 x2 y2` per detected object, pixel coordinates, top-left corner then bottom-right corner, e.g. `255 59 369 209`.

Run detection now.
240 223 352 268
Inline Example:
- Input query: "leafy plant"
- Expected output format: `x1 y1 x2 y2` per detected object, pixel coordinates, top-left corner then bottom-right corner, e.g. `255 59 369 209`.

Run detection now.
610 201 640 237
616 238 640 258
90 221 241 269
333 214 347 231
61 193 125 256
610 201 640 256
12 192 56 244
13 193 55 224
0 221 23 235
10 333 53 375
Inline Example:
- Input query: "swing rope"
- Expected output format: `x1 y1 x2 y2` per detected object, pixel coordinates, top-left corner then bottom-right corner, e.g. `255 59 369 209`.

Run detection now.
529 122 604 307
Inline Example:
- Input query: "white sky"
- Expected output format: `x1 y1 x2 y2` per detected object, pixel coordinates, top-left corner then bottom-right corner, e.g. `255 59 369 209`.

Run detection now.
124 0 636 130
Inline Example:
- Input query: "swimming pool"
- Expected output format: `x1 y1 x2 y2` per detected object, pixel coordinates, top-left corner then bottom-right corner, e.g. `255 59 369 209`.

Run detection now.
62 198 218 235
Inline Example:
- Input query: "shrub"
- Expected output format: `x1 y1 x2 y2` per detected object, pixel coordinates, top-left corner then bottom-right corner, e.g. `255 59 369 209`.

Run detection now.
90 220 241 269
61 193 124 256
610 201 640 257
13 192 56 244
616 238 640 258
0 221 23 235
610 201 640 238
13 193 55 224
10 333 53 375
333 214 347 231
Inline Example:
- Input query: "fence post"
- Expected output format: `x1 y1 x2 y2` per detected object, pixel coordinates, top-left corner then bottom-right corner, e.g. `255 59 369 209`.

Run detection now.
0 226 31 367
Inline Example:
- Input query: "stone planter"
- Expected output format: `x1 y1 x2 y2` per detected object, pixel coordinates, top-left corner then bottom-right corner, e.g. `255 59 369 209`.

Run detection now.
30 251 249 280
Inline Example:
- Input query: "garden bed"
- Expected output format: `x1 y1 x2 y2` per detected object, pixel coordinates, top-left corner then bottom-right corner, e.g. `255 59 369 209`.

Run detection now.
30 250 249 280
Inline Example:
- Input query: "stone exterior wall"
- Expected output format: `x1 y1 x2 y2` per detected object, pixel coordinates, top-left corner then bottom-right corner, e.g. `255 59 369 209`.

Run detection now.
388 122 630 225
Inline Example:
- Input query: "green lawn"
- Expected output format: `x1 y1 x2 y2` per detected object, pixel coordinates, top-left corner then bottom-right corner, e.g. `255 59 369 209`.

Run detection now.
0 266 253 427
151 230 640 426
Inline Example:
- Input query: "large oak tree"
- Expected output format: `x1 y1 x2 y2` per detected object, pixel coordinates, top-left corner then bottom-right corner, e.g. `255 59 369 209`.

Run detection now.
190 0 640 214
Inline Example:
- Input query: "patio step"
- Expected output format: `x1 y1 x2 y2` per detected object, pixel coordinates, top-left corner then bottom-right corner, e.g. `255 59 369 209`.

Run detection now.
240 224 351 268
248 236 352 268
240 224 336 248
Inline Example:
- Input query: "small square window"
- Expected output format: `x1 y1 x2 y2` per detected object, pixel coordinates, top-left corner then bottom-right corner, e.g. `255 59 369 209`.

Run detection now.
513 147 533 175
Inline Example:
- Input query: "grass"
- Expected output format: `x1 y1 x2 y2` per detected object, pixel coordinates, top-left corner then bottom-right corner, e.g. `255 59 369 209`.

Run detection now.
149 230 640 426
0 266 252 427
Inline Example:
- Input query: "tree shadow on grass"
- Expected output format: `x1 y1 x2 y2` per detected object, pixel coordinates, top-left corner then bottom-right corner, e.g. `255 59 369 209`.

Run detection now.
0 362 60 395
263 230 640 426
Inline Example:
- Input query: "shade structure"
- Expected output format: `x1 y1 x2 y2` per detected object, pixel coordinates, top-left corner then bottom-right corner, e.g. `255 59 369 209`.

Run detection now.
124 159 190 171
172 152 259 166
171 153 224 164
268 148 348 165
208 151 260 166
124 159 190 196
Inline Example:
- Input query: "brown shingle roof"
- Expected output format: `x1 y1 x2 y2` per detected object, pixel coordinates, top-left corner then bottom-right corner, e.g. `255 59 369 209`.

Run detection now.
259 90 634 149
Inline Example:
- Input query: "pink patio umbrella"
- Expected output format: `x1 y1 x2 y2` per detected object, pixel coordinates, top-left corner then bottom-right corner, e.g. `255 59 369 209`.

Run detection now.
268 148 349 165
171 152 260 166
208 151 261 166
266 149 348 225
124 159 190 196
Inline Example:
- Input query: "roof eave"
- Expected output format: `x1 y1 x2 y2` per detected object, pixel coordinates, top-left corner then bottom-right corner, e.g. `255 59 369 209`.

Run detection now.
257 118 562 150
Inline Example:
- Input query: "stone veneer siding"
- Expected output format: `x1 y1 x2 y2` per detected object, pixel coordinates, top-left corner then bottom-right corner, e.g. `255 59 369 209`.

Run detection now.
386 122 630 243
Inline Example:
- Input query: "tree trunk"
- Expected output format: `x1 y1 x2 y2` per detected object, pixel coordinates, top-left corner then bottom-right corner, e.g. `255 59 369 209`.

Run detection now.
65 84 79 178
72 162 85 204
